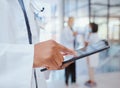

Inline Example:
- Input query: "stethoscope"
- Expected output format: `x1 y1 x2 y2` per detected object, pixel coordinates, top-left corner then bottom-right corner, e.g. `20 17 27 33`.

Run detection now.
30 2 47 30
30 2 46 88
18 0 46 88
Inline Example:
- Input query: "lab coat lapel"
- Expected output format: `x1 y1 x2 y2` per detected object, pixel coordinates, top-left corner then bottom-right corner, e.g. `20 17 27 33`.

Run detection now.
22 1 47 88
23 0 40 43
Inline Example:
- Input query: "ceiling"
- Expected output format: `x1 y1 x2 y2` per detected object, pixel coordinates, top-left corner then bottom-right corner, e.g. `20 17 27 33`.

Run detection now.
64 0 120 19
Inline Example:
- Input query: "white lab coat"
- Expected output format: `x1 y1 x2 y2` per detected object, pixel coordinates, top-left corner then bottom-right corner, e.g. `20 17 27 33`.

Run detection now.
0 0 47 88
60 27 75 61
60 26 86 80
60 27 74 50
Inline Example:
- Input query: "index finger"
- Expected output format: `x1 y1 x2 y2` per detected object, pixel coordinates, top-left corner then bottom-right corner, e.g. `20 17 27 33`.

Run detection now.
56 43 77 56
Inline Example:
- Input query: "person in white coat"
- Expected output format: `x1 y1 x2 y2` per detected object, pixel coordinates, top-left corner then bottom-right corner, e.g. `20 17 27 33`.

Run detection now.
60 17 78 87
0 0 76 88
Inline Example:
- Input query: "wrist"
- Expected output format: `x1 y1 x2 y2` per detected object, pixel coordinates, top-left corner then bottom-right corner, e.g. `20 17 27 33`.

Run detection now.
33 44 42 68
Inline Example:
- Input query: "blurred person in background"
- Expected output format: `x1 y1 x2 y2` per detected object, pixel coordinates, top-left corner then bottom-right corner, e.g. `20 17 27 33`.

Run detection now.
60 17 78 87
84 23 100 87
0 0 76 88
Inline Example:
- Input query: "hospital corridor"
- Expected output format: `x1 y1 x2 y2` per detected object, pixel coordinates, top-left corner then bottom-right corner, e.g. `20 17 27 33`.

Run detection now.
0 0 120 88
46 45 120 88
38 0 120 88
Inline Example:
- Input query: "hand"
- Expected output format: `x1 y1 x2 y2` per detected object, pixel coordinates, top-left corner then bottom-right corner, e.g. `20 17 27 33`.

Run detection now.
46 61 74 70
33 40 76 70
80 47 87 51
57 61 74 70
73 32 78 36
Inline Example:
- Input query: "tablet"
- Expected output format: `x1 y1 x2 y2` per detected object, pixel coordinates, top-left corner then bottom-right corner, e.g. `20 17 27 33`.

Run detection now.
41 40 110 72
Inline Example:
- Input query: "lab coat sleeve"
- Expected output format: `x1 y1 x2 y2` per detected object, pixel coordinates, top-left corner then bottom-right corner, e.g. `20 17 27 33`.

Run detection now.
0 44 34 88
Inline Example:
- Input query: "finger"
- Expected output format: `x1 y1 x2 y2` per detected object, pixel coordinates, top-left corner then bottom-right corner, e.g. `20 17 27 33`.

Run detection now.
60 52 73 56
44 57 58 69
50 52 63 69
56 43 77 56
48 52 63 70
63 61 73 67
54 49 64 67
59 61 74 70
60 52 68 56
47 61 59 70
50 59 59 69
62 52 77 56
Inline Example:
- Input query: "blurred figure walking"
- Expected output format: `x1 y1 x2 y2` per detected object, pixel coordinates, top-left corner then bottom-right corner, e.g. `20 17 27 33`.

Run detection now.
60 17 78 87
84 23 100 87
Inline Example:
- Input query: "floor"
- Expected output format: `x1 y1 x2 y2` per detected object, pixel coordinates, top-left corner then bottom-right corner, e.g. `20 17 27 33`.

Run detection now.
46 44 120 88
47 72 120 88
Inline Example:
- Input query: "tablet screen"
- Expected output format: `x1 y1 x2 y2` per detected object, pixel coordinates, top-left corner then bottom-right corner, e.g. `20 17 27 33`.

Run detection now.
63 40 110 64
